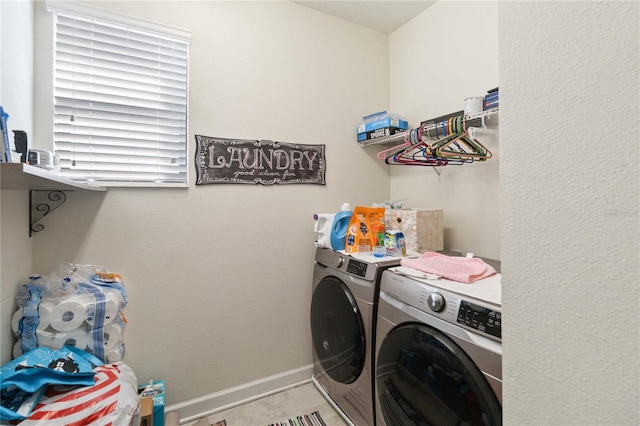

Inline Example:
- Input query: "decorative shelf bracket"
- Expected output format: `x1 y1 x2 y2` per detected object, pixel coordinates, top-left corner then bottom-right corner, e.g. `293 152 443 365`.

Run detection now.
29 190 72 237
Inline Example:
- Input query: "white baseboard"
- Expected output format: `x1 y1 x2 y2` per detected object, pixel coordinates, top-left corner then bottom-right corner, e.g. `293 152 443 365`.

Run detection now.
165 364 314 424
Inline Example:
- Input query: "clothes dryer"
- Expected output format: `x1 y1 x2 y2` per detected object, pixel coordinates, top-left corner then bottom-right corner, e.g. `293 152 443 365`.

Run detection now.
311 247 401 426
375 267 502 426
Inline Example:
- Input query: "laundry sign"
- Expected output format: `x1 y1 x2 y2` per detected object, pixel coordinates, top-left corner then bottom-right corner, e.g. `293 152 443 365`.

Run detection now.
195 135 326 185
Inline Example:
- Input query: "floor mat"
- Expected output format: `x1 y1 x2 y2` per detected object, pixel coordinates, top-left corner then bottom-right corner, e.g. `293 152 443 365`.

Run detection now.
267 410 326 426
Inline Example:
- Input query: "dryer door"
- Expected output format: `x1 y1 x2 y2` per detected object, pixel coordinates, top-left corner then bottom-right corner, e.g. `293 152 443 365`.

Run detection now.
311 276 365 384
376 323 501 426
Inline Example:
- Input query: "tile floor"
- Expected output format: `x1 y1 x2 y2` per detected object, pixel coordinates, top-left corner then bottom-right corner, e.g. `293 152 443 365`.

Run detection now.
182 381 351 426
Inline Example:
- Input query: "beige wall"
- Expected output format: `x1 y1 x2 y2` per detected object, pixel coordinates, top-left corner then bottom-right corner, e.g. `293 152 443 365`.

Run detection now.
499 2 639 424
1 1 638 424
388 1 500 259
11 0 393 407
0 0 35 365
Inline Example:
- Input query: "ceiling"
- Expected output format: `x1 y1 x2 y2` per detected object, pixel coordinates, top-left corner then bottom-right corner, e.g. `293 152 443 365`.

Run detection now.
290 1 436 34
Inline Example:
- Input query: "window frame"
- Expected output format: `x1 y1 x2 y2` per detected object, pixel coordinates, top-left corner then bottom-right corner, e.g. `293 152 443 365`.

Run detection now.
47 1 191 188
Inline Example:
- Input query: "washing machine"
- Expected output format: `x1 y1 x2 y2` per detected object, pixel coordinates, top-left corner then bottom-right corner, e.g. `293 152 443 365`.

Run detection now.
311 247 402 426
374 266 502 426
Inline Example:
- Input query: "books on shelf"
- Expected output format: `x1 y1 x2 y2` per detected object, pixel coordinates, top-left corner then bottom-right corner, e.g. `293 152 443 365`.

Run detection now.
0 106 12 162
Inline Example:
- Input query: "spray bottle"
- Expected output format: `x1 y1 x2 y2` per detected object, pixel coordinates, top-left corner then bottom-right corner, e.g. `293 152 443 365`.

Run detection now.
331 203 353 251
313 213 335 248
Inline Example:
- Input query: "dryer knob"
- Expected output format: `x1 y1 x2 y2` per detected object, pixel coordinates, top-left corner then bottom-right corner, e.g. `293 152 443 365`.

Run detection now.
428 292 445 312
334 257 344 268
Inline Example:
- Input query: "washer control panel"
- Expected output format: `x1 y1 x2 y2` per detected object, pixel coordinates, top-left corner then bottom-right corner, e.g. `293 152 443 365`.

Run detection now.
380 270 502 342
457 300 501 340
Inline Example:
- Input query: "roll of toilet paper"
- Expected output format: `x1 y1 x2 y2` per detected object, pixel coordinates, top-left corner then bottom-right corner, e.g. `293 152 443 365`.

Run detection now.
104 288 125 309
86 292 120 326
11 303 54 336
105 344 124 363
36 329 55 347
50 329 89 350
50 296 89 331
102 322 124 350
13 340 22 358
11 310 21 336
37 301 55 331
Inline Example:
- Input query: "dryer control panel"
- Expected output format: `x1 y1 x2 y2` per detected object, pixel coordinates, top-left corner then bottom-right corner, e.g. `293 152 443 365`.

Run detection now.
346 259 368 277
315 248 402 282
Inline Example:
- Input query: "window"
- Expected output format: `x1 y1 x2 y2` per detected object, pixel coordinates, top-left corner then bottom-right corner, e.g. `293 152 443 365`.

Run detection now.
49 3 190 186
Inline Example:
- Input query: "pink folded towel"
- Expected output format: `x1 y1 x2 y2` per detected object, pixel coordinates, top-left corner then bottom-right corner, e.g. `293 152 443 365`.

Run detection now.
400 252 496 283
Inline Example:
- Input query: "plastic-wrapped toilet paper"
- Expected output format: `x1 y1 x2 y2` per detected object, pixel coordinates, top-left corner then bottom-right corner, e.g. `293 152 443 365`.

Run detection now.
36 301 55 331
50 296 90 331
49 329 89 350
105 344 124 363
14 265 129 364
11 303 54 337
104 288 125 308
102 322 124 350
14 331 58 357
86 291 121 326
13 340 22 358
36 329 55 347
11 310 21 336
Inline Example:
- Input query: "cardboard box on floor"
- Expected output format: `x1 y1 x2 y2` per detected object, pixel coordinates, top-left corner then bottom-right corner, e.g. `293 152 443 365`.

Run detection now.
139 396 153 426
139 380 165 426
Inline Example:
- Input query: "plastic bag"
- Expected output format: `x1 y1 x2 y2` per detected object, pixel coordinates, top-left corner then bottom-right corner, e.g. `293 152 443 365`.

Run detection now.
345 206 385 253
15 362 140 426
0 346 103 422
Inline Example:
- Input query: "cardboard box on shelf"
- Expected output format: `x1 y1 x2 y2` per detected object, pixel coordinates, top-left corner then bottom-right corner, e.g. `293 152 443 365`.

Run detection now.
357 117 409 134
385 209 444 253
357 127 406 142
484 91 499 110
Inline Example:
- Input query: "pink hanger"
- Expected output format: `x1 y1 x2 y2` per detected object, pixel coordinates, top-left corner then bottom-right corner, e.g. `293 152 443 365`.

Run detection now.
375 130 412 160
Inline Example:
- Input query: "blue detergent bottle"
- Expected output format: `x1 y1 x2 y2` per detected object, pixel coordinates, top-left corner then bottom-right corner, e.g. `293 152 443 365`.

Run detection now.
331 203 352 251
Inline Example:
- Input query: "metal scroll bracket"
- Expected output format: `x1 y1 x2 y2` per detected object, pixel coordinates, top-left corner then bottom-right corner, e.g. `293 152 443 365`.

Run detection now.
29 190 72 237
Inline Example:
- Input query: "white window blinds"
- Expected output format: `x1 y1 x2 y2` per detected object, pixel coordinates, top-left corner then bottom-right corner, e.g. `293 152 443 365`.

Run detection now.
51 8 190 186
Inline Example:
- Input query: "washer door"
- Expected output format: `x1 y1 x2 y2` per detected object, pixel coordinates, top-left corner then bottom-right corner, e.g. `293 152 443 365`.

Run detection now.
311 276 365 384
377 323 501 426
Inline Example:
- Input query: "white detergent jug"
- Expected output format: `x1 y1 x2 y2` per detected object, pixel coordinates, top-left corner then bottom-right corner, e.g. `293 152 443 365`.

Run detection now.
313 213 335 248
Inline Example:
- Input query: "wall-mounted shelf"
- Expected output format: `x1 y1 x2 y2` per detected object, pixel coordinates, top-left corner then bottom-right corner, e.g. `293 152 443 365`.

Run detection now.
1 162 107 191
359 107 499 148
1 163 106 237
